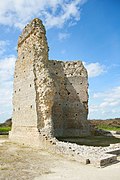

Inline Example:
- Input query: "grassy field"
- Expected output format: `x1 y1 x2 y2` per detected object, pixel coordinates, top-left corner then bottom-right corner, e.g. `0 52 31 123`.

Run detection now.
89 119 120 132
97 124 120 131
0 126 11 132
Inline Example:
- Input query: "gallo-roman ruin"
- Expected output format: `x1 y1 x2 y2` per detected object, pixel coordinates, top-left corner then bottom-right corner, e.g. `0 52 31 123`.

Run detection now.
9 18 120 167
9 18 90 143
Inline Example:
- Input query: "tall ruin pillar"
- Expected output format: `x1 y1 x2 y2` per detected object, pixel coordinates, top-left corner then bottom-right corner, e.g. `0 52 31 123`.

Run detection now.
9 18 55 146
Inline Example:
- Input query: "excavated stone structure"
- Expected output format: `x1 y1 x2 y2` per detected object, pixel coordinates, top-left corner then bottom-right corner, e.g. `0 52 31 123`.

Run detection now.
9 18 120 167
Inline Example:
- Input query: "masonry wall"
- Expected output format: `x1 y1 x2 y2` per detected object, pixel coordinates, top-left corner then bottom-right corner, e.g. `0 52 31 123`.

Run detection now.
49 60 89 137
9 18 90 146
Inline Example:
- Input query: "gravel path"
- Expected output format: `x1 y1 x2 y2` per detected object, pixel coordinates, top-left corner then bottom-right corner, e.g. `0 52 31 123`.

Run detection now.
0 137 120 180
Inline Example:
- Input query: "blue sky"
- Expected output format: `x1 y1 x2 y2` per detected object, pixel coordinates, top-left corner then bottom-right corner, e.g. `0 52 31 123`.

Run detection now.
0 0 120 122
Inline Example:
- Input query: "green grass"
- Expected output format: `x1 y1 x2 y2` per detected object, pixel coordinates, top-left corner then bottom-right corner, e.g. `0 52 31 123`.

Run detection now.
0 126 11 132
97 124 120 131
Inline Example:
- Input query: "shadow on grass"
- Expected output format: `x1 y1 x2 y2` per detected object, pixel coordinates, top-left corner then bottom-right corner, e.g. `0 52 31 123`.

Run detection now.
57 136 120 147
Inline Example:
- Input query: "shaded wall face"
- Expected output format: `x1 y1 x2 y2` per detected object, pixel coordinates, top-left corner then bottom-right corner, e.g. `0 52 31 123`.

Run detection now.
49 61 89 137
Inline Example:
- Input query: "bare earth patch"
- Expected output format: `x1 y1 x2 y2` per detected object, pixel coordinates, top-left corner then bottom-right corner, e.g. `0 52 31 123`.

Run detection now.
0 137 120 180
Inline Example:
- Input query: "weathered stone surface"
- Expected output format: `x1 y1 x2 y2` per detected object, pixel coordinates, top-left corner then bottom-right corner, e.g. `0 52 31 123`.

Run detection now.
9 18 90 144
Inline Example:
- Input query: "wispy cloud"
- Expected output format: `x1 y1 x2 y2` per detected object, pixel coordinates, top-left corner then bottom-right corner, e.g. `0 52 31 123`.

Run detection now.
0 40 9 56
0 56 16 121
0 0 86 29
58 32 70 41
83 62 106 78
0 56 16 81
89 86 120 119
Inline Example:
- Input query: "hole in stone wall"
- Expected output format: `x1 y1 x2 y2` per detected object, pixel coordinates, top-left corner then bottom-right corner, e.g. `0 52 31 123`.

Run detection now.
56 72 58 75
19 89 20 91
80 82 82 84
68 92 70 95
23 56 24 59
30 84 31 87
30 105 32 108
71 73 73 75
15 91 16 93
75 114 78 116
77 93 79 95
54 62 56 65
18 108 20 110
77 104 79 106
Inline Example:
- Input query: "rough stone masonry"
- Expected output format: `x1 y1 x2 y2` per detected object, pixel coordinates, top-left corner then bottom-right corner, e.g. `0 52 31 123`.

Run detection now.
9 18 120 167
9 18 90 145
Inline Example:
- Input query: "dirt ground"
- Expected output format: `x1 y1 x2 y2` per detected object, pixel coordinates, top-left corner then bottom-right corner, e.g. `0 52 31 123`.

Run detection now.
0 136 120 180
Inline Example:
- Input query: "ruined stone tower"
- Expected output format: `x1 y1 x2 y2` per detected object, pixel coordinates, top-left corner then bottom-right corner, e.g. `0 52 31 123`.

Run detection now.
9 18 90 146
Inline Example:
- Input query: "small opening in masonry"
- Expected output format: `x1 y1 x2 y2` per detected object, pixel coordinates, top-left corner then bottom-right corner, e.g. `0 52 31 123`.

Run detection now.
31 105 32 109
19 89 20 91
30 84 31 87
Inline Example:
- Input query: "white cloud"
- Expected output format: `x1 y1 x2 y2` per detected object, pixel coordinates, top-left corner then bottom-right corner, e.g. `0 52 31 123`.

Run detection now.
0 40 9 55
0 56 16 122
0 56 16 81
0 0 86 29
89 86 120 119
83 62 106 78
58 32 70 41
